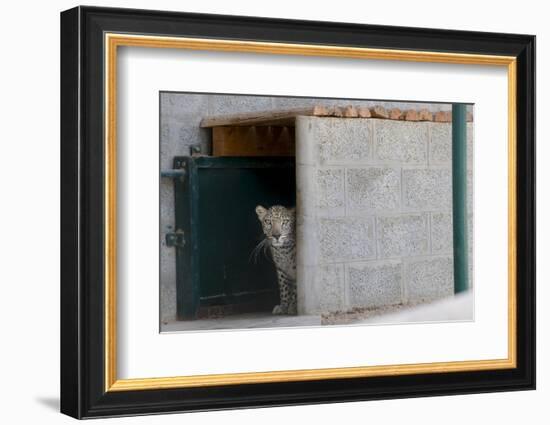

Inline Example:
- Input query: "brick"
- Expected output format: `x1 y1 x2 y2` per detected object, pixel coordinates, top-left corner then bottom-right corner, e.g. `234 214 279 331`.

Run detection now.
431 212 453 253
404 109 419 121
375 120 428 163
357 107 372 118
312 105 330 116
434 111 452 122
343 105 359 117
330 106 344 117
347 167 401 211
316 117 372 164
316 168 345 208
348 261 403 308
370 105 389 119
418 109 433 121
319 217 376 262
377 214 429 258
403 168 452 210
389 108 402 120
405 257 454 302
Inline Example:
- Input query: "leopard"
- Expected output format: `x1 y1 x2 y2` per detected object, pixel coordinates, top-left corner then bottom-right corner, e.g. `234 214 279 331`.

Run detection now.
254 205 297 315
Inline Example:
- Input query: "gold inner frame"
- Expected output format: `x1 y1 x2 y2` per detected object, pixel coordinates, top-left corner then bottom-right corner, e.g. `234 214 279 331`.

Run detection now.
104 33 517 392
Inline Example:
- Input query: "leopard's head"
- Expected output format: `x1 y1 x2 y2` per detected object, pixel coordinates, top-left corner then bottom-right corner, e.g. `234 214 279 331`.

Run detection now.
255 205 296 248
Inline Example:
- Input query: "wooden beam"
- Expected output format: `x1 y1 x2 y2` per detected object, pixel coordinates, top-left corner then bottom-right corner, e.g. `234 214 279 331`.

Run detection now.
201 108 315 128
212 126 295 157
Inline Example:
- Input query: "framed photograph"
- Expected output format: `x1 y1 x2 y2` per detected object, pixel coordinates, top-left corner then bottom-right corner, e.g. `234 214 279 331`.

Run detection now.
60 6 535 419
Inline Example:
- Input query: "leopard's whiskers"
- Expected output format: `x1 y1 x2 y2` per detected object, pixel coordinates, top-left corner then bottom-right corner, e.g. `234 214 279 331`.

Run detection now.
249 237 270 264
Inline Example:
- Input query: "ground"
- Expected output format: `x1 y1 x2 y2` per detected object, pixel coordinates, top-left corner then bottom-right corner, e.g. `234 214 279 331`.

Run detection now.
321 302 424 325
161 301 430 332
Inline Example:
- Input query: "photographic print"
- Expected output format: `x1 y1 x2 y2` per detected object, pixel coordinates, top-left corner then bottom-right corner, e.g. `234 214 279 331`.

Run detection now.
61 7 534 418
159 93 474 332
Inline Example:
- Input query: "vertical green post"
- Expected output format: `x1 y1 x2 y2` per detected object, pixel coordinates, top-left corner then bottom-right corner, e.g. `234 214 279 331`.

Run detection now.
452 104 469 293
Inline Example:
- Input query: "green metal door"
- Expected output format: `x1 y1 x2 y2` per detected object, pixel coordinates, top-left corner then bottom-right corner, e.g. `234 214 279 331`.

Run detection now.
168 156 296 320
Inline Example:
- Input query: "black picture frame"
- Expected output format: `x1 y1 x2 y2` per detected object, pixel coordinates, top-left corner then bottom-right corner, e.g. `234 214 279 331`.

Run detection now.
60 5 535 419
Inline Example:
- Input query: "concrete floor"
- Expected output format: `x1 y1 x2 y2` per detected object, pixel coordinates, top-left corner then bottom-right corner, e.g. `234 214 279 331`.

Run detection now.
161 312 322 332
161 293 472 333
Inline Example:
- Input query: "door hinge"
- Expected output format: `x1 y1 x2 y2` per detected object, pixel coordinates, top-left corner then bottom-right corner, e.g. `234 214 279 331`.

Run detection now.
165 229 185 248
160 161 186 182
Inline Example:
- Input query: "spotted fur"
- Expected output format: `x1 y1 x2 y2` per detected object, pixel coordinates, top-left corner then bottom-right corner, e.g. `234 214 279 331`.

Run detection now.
255 205 297 315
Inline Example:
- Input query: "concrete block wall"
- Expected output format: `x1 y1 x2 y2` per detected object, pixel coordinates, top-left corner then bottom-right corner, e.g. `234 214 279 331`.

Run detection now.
295 116 473 314
160 92 470 322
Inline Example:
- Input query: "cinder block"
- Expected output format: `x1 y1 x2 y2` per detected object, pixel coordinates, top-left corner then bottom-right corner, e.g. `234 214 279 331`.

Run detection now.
316 265 346 312
315 118 372 164
347 167 401 211
273 97 345 110
296 215 317 268
160 181 177 322
467 122 474 168
160 93 209 121
297 165 345 217
468 212 474 288
272 97 378 110
429 122 474 167
319 217 376 262
405 257 454 302
296 164 315 217
429 122 452 163
468 169 473 213
317 168 345 208
160 181 175 225
348 261 403 308
272 96 320 109
207 94 273 115
431 212 453 253
383 103 450 112
160 257 177 322
468 212 473 253
297 263 346 314
403 168 452 210
295 117 318 166
159 122 176 169
160 122 210 166
377 214 429 258
375 120 428 163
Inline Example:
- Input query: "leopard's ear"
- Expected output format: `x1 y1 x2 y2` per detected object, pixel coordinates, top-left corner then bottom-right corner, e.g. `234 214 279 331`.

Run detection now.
255 205 267 220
